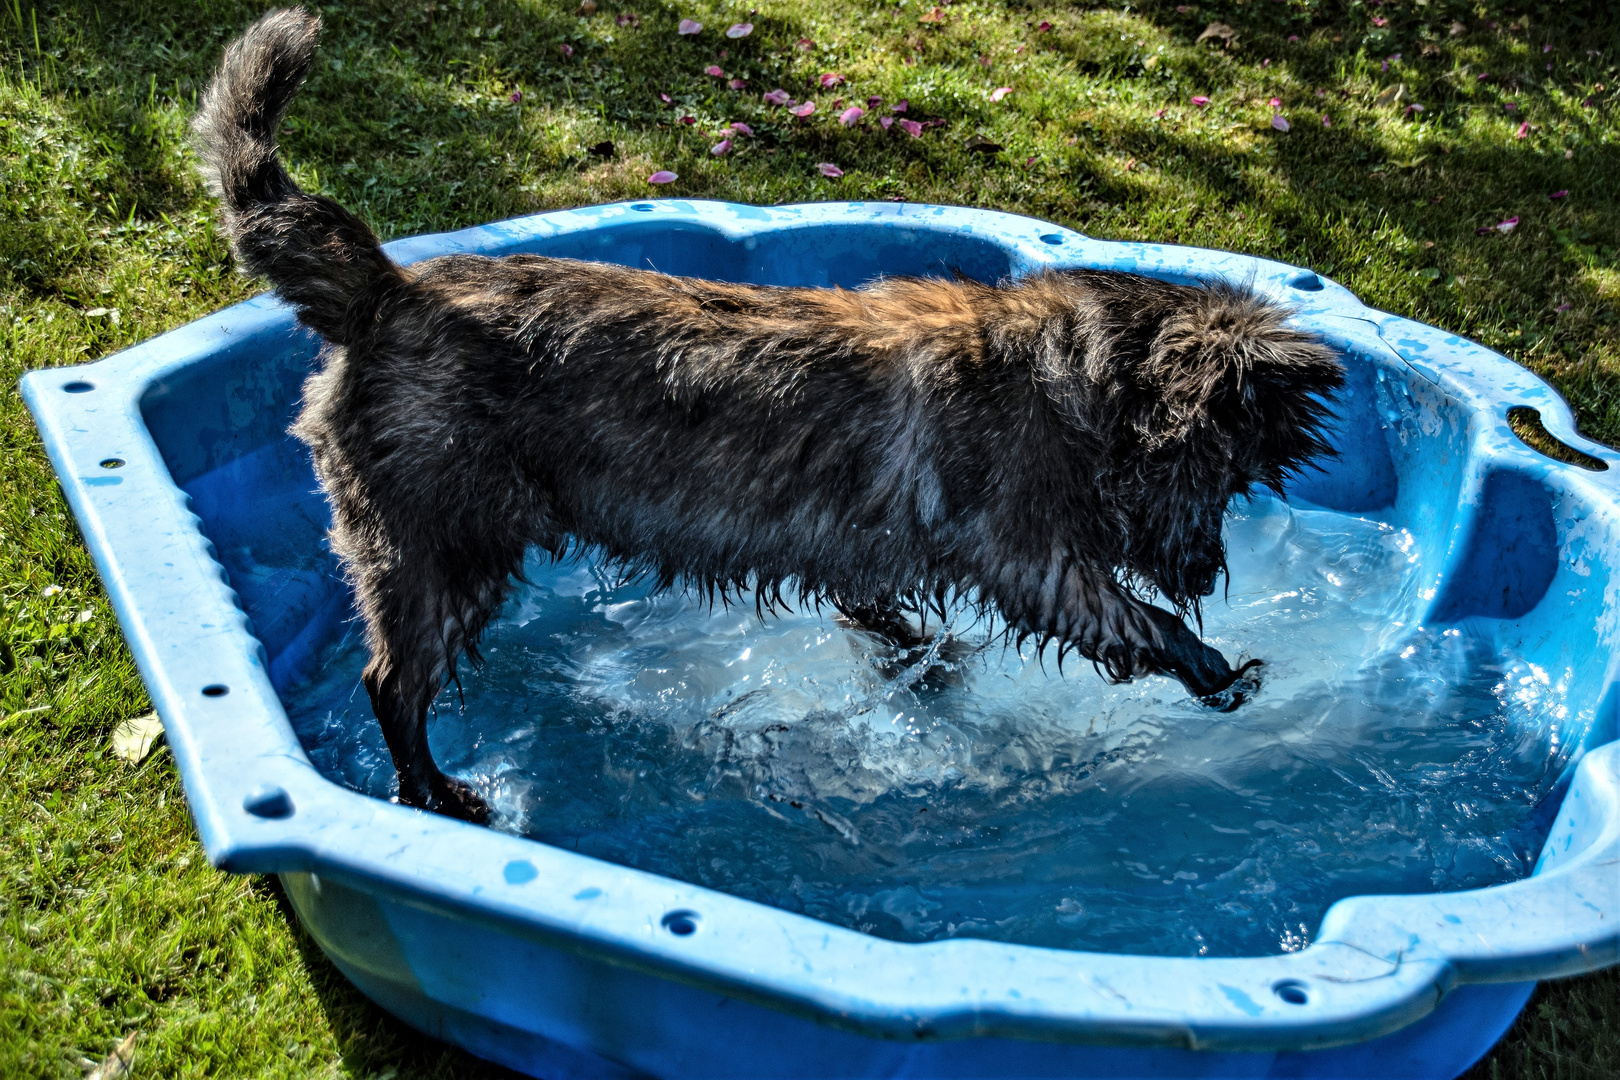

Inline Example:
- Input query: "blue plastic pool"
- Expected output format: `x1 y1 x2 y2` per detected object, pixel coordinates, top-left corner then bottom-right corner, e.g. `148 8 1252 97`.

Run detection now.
22 201 1620 1079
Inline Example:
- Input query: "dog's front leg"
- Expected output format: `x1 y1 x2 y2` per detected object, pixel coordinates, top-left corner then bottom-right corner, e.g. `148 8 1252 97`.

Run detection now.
1003 559 1257 709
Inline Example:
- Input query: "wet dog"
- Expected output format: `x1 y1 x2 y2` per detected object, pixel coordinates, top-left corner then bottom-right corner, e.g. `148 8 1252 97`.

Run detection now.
193 9 1343 822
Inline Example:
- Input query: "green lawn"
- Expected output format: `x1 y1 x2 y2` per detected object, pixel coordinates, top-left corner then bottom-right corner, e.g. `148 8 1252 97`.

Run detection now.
4 0 1619 1075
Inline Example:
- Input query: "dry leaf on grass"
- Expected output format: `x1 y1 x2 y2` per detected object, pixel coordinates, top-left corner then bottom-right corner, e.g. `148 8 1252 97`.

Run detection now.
86 1031 138 1080
112 713 164 763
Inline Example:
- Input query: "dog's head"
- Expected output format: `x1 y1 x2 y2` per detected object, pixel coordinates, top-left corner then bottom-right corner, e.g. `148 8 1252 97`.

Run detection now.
1107 281 1344 612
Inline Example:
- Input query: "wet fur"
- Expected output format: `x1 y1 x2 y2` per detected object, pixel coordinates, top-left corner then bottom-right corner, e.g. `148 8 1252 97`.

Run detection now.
193 8 1344 822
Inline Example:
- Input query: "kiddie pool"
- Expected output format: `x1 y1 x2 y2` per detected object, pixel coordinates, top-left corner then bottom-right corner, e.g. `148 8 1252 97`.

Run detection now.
22 201 1620 1079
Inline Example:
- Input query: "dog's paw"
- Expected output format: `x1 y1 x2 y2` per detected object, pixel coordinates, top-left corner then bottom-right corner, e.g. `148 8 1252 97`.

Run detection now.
398 775 491 823
1198 658 1263 712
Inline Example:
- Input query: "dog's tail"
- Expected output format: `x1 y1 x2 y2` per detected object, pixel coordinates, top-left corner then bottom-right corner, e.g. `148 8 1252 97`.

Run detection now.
192 7 402 344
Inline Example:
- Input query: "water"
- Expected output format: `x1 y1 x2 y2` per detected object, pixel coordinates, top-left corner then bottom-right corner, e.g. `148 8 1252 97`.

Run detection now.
283 491 1582 957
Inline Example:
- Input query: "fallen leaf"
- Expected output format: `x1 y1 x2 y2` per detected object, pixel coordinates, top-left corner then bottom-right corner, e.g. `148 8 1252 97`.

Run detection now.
990 86 1013 102
839 106 864 126
112 713 164 764
1196 22 1235 45
1143 55 1159 70
726 22 752 38
918 6 945 24
87 1031 138 1080
1373 83 1405 107
1449 21 1467 35
648 170 679 183
763 89 790 105
898 118 923 137
789 101 815 117
817 162 844 177
677 18 701 35
1271 114 1291 131
964 133 1003 154
711 138 732 156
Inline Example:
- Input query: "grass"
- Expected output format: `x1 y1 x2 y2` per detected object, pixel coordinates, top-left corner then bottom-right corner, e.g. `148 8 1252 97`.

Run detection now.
3 0 1619 1075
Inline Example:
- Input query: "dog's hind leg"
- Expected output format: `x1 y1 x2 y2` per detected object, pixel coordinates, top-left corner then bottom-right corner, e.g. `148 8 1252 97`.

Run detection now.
351 533 528 823
831 595 928 649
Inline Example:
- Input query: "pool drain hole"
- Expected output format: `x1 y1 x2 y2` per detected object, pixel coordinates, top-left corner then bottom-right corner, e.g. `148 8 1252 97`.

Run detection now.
243 786 294 819
1506 406 1608 471
1273 980 1310 1006
202 684 229 697
62 380 94 393
662 910 700 936
99 458 125 469
1040 233 1065 245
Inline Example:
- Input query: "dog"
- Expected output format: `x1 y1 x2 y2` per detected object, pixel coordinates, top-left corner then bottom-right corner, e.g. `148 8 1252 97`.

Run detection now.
192 8 1343 823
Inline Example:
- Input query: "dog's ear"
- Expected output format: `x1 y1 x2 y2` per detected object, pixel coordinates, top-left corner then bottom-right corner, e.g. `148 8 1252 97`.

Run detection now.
1136 284 1342 475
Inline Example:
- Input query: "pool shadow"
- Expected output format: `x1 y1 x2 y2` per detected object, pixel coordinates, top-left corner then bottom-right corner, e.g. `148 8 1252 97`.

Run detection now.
254 876 527 1079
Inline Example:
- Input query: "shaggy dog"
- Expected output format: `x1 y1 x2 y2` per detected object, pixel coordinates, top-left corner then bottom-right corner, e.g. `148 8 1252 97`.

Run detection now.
193 9 1343 822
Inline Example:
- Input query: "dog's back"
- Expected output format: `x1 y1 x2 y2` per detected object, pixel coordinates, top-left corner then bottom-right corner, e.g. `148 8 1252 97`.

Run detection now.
195 8 1343 821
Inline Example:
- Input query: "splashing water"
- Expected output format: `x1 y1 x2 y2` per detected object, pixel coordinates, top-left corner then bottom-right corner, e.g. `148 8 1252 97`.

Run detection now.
284 491 1581 957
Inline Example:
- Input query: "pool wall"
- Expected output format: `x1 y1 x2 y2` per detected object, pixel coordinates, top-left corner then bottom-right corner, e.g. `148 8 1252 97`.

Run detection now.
22 201 1620 1079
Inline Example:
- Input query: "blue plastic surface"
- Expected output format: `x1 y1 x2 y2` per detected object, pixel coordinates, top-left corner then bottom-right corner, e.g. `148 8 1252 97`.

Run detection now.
22 201 1620 1079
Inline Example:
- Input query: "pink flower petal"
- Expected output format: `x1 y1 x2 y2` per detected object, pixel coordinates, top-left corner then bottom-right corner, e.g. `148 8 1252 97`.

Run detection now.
1544 43 1553 53
839 106 865 126
1271 114 1291 131
881 116 894 130
867 96 883 109
660 92 672 102
1191 95 1210 107
617 14 635 26
1038 20 1052 31
1404 103 1424 115
1504 102 1517 111
1288 34 1300 42
797 37 814 49
1153 107 1167 119
1321 114 1332 126
680 115 696 125
819 72 844 88
763 89 790 106
728 78 747 90
1269 97 1282 107
705 65 724 76
817 162 844 178
711 138 732 156
1556 302 1573 312
726 22 752 38
677 18 701 34
990 86 1013 102
898 118 923 137
1024 154 1037 167
728 122 753 136
1497 216 1520 232
1515 121 1530 138
510 90 523 103
648 170 678 184
789 101 816 117
558 43 574 57
1371 15 1387 26
1550 189 1568 199
891 99 909 113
